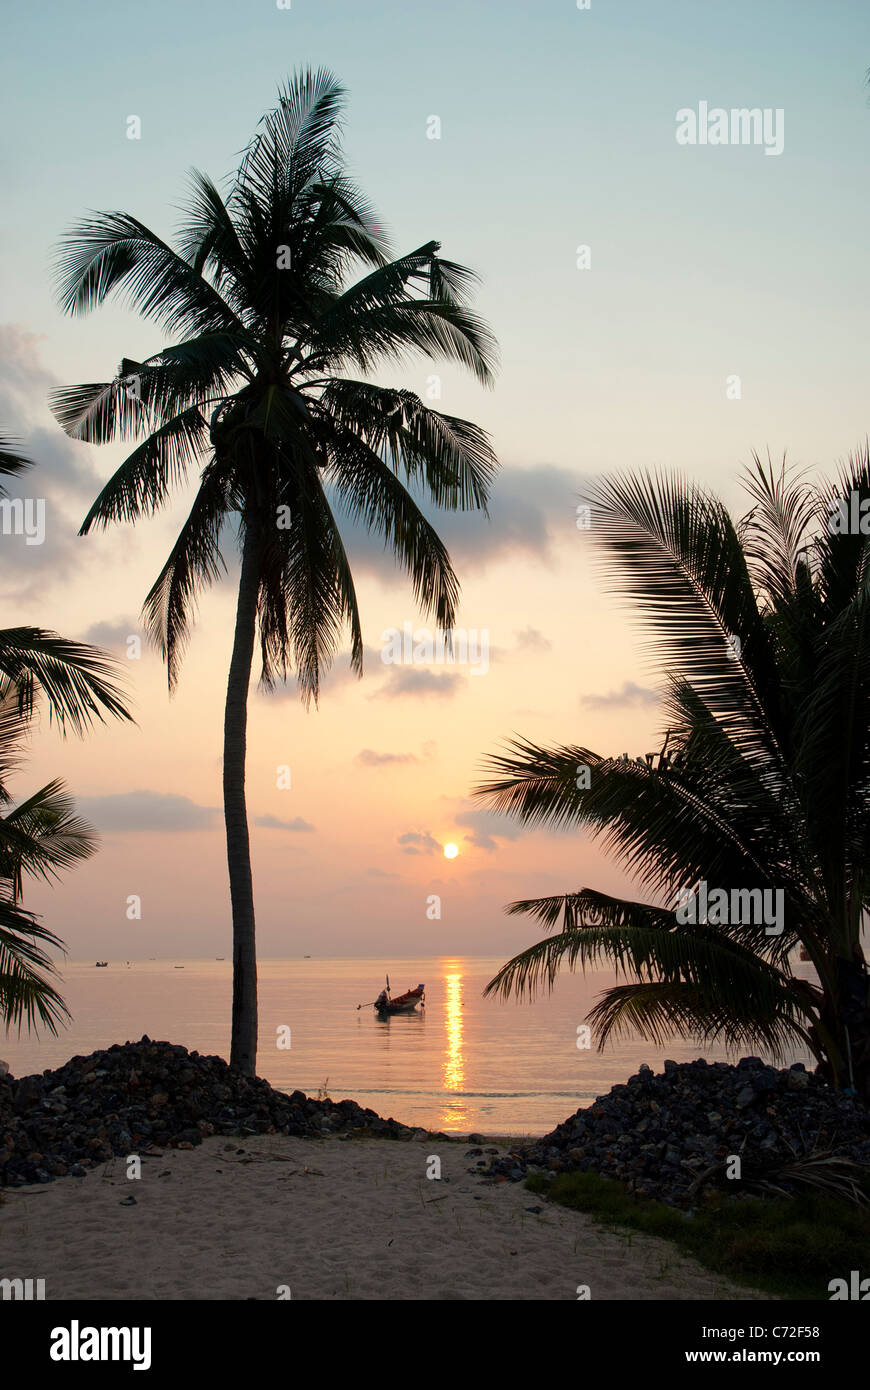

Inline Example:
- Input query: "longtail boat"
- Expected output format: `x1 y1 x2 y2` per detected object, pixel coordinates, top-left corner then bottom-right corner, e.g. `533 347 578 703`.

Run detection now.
374 975 425 1015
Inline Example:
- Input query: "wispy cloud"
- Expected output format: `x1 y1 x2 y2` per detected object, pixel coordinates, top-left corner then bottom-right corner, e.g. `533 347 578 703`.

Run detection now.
77 790 219 832
397 830 442 855
81 617 142 648
356 748 419 767
514 626 552 653
0 324 108 597
254 814 315 832
380 668 462 699
335 465 583 578
455 808 529 852
581 681 659 710
259 645 385 700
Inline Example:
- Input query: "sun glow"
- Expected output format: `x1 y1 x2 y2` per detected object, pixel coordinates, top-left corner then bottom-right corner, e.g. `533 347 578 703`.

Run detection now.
444 843 459 859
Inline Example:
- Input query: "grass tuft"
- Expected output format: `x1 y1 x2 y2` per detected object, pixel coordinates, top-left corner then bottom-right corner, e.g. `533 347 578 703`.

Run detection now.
526 1169 870 1299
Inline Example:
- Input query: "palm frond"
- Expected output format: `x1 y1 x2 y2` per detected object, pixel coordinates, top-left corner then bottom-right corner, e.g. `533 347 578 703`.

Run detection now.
0 628 133 734
0 435 33 496
79 407 210 532
140 465 231 688
0 779 97 893
317 379 497 511
0 902 70 1035
327 425 461 631
53 211 245 338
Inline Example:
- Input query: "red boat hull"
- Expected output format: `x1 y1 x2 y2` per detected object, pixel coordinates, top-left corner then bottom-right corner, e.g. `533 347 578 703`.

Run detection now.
375 984 424 1014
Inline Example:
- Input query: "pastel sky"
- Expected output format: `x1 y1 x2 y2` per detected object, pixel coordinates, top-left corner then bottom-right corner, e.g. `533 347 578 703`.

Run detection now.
1 0 868 957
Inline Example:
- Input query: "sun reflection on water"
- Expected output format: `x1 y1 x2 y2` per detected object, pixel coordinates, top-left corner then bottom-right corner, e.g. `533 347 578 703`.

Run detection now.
440 969 467 1130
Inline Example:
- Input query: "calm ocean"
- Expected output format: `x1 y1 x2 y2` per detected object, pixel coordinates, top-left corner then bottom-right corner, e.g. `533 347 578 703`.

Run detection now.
1 957 814 1135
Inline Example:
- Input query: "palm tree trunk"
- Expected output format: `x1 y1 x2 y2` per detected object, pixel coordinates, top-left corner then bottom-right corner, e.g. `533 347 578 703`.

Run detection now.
834 957 870 1102
225 517 260 1074
812 958 870 1102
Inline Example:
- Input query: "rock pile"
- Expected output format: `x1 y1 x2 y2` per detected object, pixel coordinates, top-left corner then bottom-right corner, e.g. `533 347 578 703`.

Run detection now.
0 1036 426 1187
482 1057 870 1205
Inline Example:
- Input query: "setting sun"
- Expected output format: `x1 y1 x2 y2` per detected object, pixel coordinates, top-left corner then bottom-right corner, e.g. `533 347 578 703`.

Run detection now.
443 843 459 860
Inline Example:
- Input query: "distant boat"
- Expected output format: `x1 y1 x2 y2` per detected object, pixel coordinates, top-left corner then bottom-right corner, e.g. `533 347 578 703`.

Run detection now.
174 966 184 969
215 957 225 960
94 961 108 968
304 955 311 959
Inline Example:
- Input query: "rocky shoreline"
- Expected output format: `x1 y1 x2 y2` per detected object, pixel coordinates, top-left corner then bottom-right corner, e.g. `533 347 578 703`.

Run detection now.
0 1036 441 1188
4 1042 869 1207
478 1057 870 1205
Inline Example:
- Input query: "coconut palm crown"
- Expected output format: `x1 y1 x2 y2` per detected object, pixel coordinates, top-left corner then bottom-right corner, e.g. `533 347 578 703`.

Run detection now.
476 453 870 1101
50 70 499 1073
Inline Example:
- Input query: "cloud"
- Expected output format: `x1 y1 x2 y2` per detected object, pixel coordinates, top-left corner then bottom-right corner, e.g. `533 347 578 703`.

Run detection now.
581 681 659 710
0 325 110 597
76 790 219 832
397 830 442 855
333 464 584 581
448 796 579 852
259 646 385 701
0 326 58 422
254 814 315 832
514 626 552 653
81 617 142 648
356 749 419 767
454 808 529 853
368 867 401 879
380 668 462 699
259 647 462 702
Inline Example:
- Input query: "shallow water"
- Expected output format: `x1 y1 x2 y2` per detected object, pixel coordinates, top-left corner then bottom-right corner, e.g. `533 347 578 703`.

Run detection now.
1 957 814 1135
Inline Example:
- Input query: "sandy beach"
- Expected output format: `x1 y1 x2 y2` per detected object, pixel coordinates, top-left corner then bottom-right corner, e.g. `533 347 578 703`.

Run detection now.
1 1133 768 1301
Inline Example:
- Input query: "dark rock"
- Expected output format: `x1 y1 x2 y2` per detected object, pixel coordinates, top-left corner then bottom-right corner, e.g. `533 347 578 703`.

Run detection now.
12 1076 44 1113
0 1037 414 1188
476 1056 870 1206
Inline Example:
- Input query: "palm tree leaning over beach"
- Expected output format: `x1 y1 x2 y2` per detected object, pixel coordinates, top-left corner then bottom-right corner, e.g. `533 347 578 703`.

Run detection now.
0 438 132 1030
476 454 870 1102
50 70 499 1075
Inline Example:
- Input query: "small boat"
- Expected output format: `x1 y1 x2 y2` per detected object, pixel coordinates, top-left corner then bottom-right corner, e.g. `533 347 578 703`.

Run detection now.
215 957 225 961
374 975 425 1015
95 961 108 968
174 966 184 970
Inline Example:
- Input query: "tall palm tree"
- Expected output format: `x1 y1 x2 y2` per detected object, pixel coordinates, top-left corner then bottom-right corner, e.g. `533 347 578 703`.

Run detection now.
1 438 133 1029
475 453 870 1101
50 70 499 1074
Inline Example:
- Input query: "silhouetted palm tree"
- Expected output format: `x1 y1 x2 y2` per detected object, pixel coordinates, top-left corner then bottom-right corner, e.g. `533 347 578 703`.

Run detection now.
476 453 870 1101
51 70 499 1073
1 438 132 1029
